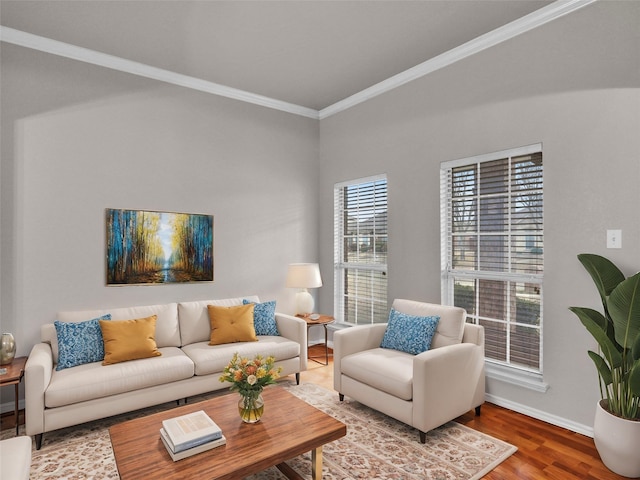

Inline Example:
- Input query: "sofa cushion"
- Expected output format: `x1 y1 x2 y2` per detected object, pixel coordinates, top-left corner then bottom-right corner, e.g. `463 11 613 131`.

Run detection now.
48 303 180 363
381 309 439 355
55 314 111 371
182 337 300 376
341 348 414 400
44 347 194 408
391 299 466 349
100 316 162 365
243 299 279 336
178 296 260 345
207 304 257 345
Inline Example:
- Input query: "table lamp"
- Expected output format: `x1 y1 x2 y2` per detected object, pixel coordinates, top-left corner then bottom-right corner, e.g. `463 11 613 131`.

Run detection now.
285 263 323 315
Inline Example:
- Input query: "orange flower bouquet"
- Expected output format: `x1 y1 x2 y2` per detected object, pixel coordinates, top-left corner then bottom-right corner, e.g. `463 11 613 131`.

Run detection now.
219 353 282 423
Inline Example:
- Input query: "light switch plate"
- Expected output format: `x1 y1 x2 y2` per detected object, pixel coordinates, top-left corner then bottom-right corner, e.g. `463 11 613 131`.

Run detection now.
607 229 622 249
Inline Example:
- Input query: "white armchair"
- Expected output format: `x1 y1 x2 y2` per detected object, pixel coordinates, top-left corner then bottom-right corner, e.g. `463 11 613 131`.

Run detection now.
334 299 485 443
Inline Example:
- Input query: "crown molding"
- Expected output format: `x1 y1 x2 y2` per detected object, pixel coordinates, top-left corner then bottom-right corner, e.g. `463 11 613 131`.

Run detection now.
318 0 598 119
1 0 596 120
0 26 320 120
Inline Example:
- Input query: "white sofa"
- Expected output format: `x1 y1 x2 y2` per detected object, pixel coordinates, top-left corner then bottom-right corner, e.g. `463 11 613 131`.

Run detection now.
25 296 307 449
334 299 485 443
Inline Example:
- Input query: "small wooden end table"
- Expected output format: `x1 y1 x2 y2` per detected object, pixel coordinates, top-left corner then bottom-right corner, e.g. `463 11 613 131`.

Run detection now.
297 314 334 365
0 356 27 435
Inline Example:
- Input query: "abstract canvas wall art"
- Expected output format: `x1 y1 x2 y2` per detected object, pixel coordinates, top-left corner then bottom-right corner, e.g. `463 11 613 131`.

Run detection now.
106 209 213 285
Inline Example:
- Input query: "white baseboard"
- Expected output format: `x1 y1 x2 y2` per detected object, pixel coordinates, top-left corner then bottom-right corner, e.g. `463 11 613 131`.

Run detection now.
485 393 594 438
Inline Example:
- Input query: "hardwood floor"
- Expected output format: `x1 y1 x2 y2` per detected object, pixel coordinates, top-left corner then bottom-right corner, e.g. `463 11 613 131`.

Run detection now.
303 345 627 480
1 345 627 479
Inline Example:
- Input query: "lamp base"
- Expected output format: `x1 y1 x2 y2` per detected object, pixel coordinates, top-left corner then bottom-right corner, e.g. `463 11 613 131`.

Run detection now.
295 290 314 315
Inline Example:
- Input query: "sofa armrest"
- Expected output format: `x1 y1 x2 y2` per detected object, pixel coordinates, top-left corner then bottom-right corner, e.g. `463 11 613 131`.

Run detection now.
274 312 308 371
333 324 387 393
25 342 53 436
412 342 485 433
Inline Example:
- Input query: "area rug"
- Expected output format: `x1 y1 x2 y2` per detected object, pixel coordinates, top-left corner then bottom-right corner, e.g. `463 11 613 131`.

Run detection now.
5 381 516 479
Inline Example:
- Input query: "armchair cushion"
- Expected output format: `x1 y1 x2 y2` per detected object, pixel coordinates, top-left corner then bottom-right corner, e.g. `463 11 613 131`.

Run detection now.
392 299 466 349
380 308 439 354
340 348 414 400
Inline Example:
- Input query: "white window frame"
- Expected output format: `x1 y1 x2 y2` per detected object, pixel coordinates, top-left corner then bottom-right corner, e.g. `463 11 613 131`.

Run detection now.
440 144 547 390
334 174 388 325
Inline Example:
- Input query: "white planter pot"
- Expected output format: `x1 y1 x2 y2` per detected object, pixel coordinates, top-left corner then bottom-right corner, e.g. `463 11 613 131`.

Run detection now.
594 400 640 478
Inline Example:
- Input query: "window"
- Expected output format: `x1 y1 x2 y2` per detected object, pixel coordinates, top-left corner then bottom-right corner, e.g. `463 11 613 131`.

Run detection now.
334 175 388 324
441 144 543 374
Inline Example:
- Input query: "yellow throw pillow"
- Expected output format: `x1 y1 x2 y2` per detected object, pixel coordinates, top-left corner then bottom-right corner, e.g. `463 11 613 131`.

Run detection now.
100 315 162 365
207 304 257 345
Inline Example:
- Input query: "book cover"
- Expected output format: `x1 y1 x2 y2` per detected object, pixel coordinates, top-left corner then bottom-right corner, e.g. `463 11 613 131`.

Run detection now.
161 410 222 452
160 428 226 461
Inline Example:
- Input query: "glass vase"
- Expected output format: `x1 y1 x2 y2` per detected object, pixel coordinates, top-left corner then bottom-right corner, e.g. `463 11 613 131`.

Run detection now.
238 393 264 423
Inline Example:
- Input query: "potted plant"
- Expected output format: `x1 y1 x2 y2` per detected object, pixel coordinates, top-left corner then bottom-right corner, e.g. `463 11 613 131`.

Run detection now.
569 253 640 478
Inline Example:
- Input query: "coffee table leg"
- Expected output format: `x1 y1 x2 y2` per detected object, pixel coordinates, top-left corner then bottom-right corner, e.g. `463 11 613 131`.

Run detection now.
311 446 323 480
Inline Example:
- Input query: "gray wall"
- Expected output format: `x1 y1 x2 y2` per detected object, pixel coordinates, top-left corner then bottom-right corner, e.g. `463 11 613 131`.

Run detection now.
0 44 319 407
318 1 639 432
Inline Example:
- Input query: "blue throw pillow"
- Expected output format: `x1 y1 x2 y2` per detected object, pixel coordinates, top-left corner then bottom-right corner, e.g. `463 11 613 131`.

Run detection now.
55 314 111 370
380 309 440 355
242 299 279 336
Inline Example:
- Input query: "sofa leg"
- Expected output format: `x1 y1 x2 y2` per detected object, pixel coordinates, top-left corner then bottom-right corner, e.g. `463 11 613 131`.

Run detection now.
35 434 43 450
295 373 300 385
419 431 426 444
339 393 344 401
475 405 481 416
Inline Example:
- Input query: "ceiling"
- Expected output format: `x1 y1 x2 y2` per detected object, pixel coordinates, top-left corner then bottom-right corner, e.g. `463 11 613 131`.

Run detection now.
1 0 578 115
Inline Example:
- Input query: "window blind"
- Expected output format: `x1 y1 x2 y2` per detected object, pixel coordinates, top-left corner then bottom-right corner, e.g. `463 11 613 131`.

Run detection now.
441 145 543 372
334 175 388 324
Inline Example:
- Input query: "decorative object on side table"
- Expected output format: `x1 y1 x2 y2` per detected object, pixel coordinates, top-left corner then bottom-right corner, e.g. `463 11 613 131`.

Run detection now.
0 333 16 365
219 352 282 423
285 263 323 315
0 356 27 435
569 253 640 478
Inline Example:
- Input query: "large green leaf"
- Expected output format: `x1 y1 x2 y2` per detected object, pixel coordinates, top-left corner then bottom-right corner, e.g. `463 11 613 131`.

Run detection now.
633 332 640 362
630 360 640 396
588 350 613 385
578 254 625 311
607 272 640 349
569 306 622 368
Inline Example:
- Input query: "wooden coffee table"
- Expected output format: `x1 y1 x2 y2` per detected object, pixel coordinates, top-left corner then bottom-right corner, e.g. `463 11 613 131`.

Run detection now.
109 386 346 480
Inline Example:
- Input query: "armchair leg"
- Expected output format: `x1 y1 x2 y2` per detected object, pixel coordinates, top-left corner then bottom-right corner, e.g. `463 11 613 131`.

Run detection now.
35 434 43 450
339 393 344 401
295 373 300 385
475 405 481 416
419 431 426 444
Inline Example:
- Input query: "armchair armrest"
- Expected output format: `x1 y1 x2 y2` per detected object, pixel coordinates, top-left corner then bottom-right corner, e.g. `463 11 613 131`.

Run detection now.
274 312 308 370
25 343 53 436
462 323 484 347
333 324 387 393
412 342 485 433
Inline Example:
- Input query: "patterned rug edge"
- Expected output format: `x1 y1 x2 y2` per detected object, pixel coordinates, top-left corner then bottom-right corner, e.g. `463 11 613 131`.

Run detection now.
4 380 518 479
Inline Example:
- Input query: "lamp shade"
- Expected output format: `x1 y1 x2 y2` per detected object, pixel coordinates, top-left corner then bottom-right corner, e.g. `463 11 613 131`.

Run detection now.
285 263 323 288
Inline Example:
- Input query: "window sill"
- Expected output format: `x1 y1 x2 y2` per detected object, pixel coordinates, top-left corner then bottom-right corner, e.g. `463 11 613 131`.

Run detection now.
485 362 549 393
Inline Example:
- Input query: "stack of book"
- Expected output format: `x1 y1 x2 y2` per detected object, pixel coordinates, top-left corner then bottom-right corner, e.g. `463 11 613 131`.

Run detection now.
160 410 226 461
